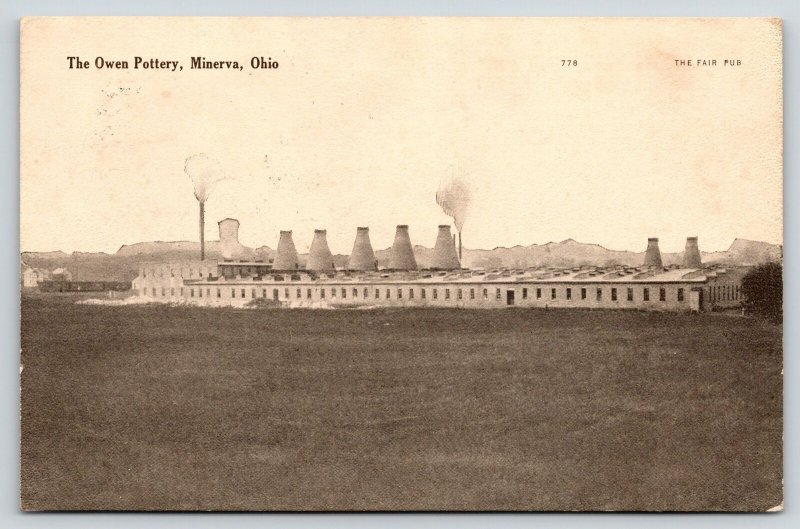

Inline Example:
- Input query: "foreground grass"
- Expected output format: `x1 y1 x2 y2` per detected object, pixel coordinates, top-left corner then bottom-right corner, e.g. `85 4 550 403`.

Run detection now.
20 296 782 511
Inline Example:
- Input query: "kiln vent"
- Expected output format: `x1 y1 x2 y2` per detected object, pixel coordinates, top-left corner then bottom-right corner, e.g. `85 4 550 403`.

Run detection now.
347 227 377 271
273 230 299 270
432 225 461 270
643 237 663 267
307 229 335 271
683 236 702 268
218 218 242 260
389 225 417 270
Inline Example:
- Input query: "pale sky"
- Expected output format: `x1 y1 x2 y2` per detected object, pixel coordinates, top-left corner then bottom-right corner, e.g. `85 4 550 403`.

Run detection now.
21 17 783 255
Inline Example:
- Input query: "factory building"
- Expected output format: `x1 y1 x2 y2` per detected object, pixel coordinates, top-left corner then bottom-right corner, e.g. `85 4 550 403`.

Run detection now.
132 218 748 313
21 265 49 288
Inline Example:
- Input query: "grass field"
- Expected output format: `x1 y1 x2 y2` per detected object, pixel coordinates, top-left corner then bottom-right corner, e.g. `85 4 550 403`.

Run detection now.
20 295 782 511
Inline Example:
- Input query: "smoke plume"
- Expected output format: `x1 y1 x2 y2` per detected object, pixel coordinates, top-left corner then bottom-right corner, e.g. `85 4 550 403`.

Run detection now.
435 169 471 232
184 153 226 203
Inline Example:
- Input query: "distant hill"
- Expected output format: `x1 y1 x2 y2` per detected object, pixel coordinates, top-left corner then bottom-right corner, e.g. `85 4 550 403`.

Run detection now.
21 237 781 282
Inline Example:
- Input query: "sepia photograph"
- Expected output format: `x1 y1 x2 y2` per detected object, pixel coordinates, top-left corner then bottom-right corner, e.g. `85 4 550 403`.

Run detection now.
19 16 783 511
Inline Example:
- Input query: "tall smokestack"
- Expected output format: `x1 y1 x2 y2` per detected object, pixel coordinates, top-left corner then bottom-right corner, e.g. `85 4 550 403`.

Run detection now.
347 227 377 271
185 154 225 261
433 225 461 270
199 202 205 260
218 218 241 260
643 237 663 267
273 230 299 270
307 229 335 272
389 225 417 270
683 236 702 268
459 232 462 261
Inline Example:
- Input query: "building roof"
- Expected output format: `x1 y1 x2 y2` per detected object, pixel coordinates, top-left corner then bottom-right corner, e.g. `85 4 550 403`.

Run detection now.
188 265 745 286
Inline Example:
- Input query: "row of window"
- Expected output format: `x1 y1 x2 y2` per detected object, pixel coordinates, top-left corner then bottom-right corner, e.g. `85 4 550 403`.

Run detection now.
141 268 214 279
144 284 691 303
708 284 741 302
519 286 682 302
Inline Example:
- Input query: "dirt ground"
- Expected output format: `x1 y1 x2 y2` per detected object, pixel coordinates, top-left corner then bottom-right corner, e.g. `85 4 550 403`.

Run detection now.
20 295 783 511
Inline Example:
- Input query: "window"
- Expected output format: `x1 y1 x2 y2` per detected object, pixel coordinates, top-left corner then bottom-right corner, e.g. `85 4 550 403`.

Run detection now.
152 288 156 297
161 287 166 296
643 288 650 301
627 288 633 301
551 288 557 300
677 288 684 301
483 288 488 299
180 287 184 296
217 288 221 298
307 288 312 299
375 289 380 299
470 288 475 300
297 288 302 298
342 288 347 299
496 288 501 300
207 288 211 297
433 289 438 300
611 288 617 301
171 288 175 296
241 289 246 298
198 288 202 298
537 288 542 299
421 289 426 299
286 288 291 299
445 289 450 300
190 288 194 297
364 287 368 298
581 288 586 300
398 288 402 299
386 289 391 299
353 288 358 298
320 289 325 299
522 288 528 300
410 288 415 299
596 288 602 301
659 288 666 302
457 289 462 300
331 288 336 298
271 289 277 300
566 288 572 300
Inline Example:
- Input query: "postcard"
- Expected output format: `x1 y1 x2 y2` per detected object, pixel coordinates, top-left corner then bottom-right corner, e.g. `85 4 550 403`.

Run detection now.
20 17 783 511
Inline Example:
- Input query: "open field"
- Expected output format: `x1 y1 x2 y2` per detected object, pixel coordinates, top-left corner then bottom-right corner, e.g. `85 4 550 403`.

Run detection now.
20 295 782 511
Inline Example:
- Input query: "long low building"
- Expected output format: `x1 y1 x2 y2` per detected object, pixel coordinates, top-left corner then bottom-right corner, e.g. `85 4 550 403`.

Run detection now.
132 259 747 312
130 218 748 312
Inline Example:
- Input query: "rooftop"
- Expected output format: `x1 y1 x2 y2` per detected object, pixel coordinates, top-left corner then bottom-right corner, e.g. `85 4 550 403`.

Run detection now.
187 264 744 285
